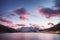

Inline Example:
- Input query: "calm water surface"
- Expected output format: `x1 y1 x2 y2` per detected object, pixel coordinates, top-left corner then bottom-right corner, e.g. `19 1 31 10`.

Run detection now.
0 33 60 40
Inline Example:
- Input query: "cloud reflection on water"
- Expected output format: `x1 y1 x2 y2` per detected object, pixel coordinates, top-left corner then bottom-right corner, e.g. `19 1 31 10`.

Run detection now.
0 33 60 40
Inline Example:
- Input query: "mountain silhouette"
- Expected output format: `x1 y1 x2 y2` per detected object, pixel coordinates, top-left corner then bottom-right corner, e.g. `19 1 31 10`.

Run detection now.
0 24 18 33
44 23 60 31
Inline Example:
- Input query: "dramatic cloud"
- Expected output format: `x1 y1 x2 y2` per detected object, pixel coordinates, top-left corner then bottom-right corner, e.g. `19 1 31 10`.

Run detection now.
19 16 28 20
0 17 12 23
15 8 29 15
39 8 55 18
37 0 60 18
14 8 29 20
14 8 37 20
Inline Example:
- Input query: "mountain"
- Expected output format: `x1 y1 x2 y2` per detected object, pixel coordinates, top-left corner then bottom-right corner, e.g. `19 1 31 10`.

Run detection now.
44 23 60 31
0 23 60 33
17 27 42 32
0 24 18 33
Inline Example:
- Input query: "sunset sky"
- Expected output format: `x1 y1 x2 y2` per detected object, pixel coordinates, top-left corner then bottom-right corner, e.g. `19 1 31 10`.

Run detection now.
0 0 60 29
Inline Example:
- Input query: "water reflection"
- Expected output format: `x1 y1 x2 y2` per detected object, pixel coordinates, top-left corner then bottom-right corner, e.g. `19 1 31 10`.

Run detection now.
0 33 60 40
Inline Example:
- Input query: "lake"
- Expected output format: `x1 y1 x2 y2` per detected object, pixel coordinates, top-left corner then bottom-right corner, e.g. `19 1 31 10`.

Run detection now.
0 33 60 40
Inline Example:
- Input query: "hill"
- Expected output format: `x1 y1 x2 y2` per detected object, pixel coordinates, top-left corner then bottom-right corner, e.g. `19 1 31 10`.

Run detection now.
44 23 60 31
0 24 18 33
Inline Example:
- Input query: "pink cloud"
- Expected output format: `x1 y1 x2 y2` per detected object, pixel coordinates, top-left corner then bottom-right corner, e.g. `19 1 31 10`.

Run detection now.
36 0 60 19
19 16 28 20
0 17 12 23
14 8 29 20
38 8 60 18
14 8 37 20
15 8 28 16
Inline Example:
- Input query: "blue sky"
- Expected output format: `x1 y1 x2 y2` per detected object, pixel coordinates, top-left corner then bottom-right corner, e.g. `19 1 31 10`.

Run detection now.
0 0 60 28
1 0 54 10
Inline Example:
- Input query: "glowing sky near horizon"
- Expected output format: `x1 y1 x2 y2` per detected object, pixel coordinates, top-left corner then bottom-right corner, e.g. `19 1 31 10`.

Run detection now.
0 0 60 29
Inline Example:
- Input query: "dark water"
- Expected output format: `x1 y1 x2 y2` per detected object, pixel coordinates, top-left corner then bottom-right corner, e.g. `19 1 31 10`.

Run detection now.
0 33 60 40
